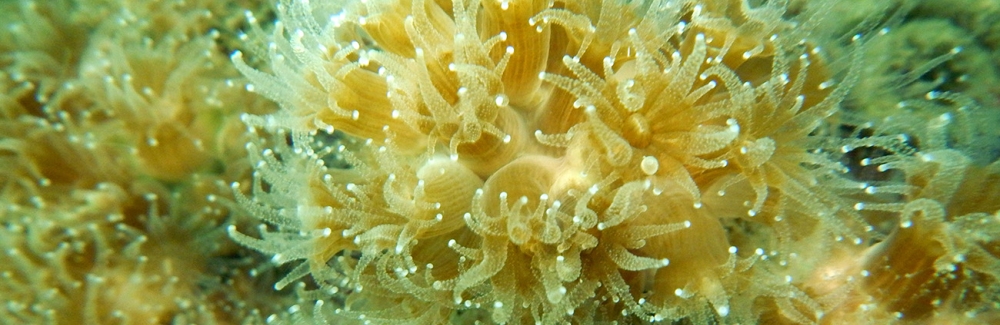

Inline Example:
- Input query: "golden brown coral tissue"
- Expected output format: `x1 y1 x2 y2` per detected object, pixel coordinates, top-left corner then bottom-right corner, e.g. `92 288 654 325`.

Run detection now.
5 0 999 324
226 0 1000 324
2 0 284 324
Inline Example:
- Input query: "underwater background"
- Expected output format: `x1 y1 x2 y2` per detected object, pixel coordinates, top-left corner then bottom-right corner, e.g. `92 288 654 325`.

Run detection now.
2 0 999 324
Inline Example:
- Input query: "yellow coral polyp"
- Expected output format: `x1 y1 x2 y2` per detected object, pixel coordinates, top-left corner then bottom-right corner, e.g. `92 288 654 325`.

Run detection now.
226 0 1000 324
5 0 1000 323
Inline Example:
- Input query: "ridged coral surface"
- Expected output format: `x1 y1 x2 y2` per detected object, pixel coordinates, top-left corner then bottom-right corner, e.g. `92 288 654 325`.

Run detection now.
2 0 1000 324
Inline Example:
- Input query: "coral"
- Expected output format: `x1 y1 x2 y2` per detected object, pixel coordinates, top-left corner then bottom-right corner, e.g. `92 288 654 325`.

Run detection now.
0 0 108 118
2 0 998 324
813 148 1000 323
1 0 285 324
0 180 254 324
838 0 1000 164
226 0 996 323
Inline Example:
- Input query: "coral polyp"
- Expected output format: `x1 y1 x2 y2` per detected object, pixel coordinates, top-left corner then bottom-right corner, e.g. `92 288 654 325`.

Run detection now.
3 0 999 324
228 0 993 323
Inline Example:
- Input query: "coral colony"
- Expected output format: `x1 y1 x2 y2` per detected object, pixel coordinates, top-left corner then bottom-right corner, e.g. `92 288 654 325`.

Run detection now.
2 0 999 324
